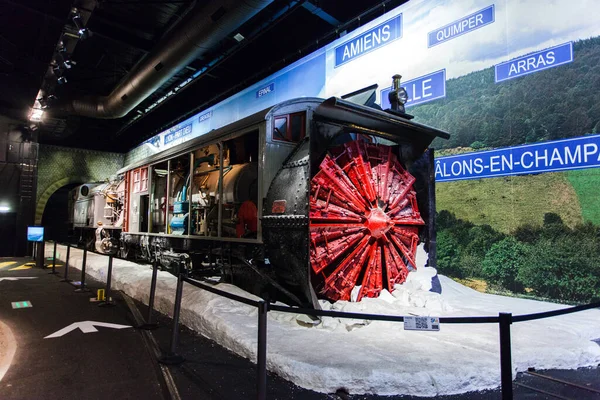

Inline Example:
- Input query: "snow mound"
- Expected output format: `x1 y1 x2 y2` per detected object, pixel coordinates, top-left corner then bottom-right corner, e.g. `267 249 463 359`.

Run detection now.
47 244 600 396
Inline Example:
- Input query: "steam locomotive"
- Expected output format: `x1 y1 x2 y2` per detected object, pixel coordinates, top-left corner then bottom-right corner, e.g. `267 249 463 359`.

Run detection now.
69 86 448 308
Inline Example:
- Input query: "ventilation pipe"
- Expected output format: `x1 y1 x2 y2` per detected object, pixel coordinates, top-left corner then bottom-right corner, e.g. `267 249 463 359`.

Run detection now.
61 0 273 119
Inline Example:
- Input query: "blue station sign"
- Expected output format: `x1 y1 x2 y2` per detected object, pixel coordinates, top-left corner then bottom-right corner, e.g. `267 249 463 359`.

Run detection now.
495 42 574 83
335 15 402 67
198 111 212 123
428 5 495 47
435 135 600 182
256 83 275 98
163 123 193 145
381 70 446 109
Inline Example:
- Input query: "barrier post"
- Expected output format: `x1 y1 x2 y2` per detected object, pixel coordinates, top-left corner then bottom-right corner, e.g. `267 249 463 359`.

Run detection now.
35 240 45 269
99 256 115 307
60 244 71 282
74 248 90 292
139 260 159 329
49 241 58 274
257 301 268 400
499 312 513 400
158 272 185 365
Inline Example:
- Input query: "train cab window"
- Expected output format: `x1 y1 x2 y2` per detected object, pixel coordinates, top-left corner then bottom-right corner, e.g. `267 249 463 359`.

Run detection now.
189 145 220 237
167 154 191 235
150 162 168 234
188 131 258 239
132 167 148 193
273 112 305 143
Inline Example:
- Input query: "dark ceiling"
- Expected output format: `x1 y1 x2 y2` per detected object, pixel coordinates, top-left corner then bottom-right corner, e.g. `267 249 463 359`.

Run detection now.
0 0 408 153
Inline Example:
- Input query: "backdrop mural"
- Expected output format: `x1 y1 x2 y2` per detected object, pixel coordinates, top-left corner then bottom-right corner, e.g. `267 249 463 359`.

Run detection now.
125 0 600 303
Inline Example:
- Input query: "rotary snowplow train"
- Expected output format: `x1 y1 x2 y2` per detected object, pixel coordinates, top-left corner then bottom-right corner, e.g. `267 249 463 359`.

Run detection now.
68 80 449 308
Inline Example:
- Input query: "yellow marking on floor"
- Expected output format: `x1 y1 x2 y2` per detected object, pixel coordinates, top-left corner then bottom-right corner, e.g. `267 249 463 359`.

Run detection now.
9 265 32 271
0 261 17 269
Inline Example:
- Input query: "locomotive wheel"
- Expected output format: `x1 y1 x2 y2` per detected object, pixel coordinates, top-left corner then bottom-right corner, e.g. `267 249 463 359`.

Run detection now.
309 140 424 302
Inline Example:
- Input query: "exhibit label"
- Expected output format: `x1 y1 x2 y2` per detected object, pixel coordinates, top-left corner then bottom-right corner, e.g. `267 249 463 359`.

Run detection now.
335 15 402 67
380 70 446 109
404 316 440 331
435 134 600 182
428 5 495 47
495 42 574 83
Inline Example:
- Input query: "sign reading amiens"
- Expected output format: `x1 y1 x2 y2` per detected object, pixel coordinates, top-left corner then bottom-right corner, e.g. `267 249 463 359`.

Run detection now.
334 15 402 67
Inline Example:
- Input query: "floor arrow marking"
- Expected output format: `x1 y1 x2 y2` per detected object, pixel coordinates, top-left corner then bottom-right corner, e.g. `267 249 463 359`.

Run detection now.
44 321 132 339
0 277 38 282
0 261 17 270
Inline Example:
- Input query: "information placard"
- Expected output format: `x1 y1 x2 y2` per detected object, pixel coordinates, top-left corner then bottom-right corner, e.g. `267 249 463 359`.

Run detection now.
404 316 440 331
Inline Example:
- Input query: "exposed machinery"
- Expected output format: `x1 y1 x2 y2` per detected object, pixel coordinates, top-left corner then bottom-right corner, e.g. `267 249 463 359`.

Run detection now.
73 77 448 307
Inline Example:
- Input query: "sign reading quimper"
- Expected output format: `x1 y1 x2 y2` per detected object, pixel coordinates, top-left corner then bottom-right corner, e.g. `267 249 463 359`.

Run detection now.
435 135 600 182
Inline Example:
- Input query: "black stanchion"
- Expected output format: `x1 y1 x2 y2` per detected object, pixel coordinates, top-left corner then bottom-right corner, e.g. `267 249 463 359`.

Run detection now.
499 312 513 400
159 272 185 365
35 240 45 269
139 260 159 329
74 248 90 292
99 256 115 307
60 244 72 282
257 301 268 400
49 241 58 274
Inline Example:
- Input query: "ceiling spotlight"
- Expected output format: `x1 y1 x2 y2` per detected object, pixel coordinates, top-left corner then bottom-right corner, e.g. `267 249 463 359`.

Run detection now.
57 76 67 85
72 12 83 30
0 206 10 213
37 97 48 109
233 32 245 42
29 108 44 122
72 11 92 40
78 28 92 40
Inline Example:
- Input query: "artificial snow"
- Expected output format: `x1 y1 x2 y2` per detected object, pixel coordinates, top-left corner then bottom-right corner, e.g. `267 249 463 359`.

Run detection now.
46 243 600 396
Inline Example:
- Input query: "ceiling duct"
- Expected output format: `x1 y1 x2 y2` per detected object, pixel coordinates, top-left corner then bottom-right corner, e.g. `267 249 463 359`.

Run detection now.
60 0 273 119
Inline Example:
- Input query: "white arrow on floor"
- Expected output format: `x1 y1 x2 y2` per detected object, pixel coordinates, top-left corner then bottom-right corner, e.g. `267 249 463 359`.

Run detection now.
0 277 37 282
44 321 132 339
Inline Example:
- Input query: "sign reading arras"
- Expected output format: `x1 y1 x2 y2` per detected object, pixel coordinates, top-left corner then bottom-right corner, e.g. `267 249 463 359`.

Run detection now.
495 42 574 83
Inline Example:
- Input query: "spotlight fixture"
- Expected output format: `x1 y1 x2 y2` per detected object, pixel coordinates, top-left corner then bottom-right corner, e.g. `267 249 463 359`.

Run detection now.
72 11 92 40
57 76 68 85
37 97 48 109
63 59 75 69
29 108 44 122
0 206 10 213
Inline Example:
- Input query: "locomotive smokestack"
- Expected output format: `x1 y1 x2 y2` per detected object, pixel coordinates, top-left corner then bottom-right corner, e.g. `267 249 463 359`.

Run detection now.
388 74 407 113
387 74 413 119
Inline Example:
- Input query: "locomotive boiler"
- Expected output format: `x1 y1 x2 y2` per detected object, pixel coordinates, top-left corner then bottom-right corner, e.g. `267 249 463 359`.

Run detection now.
113 81 448 307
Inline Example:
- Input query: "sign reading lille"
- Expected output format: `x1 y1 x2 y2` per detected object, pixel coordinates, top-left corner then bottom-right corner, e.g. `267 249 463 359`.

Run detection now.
380 70 446 109
495 42 573 83
435 135 600 182
335 15 402 67
428 5 495 47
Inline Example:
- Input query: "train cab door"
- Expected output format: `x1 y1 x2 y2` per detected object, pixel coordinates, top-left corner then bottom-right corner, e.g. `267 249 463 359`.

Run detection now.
139 194 149 232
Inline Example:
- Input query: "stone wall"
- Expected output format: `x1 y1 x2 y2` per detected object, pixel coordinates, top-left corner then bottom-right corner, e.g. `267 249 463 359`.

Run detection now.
36 144 124 224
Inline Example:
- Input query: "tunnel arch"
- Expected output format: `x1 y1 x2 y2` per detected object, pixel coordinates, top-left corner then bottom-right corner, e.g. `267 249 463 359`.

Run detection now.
35 176 87 225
